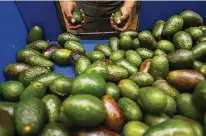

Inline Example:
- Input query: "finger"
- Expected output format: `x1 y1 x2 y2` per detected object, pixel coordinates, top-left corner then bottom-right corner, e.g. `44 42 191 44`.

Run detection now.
64 11 75 24
70 24 82 29
113 25 123 32
120 14 129 22
110 17 114 28
82 14 86 23
122 19 131 30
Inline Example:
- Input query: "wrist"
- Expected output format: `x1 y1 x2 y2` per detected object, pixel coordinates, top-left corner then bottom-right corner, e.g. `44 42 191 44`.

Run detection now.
122 1 136 13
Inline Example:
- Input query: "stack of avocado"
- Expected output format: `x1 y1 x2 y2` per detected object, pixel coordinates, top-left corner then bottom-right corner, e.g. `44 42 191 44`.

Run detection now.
1 9 206 136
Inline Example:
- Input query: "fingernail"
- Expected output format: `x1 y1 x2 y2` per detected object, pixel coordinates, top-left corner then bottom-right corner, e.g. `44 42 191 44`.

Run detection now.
71 18 75 23
117 20 121 24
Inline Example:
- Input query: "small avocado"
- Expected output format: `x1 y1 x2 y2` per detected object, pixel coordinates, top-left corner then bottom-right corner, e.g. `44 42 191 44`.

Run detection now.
113 10 125 27
173 31 193 49
192 41 206 60
75 56 91 75
57 32 80 45
164 95 176 116
106 82 120 101
144 113 170 126
186 27 204 41
123 121 148 136
115 59 138 75
72 8 82 25
52 49 72 65
64 40 85 54
136 48 154 60
129 72 154 87
86 51 105 62
108 37 120 51
42 44 62 60
28 26 44 43
152 20 166 40
119 34 134 50
16 48 41 62
94 44 112 58
138 30 157 50
25 40 49 52
120 30 138 39
109 50 125 62
156 40 175 53
126 50 142 67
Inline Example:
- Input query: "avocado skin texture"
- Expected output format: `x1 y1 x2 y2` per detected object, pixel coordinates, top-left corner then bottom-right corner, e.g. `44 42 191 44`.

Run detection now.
162 15 184 36
33 72 64 87
62 94 106 127
174 115 204 136
107 65 129 83
186 27 204 41
129 72 154 87
192 80 206 109
123 121 149 136
118 79 139 100
40 123 71 136
42 94 62 123
153 80 180 99
156 40 175 54
16 48 41 62
180 10 203 28
173 31 193 49
52 49 72 65
192 41 206 60
86 51 105 62
72 8 82 25
57 32 80 45
164 95 176 116
167 70 204 91
115 59 138 75
144 119 196 136
152 20 166 40
106 82 120 101
49 77 73 97
113 10 125 27
109 50 125 63
149 55 169 80
126 50 142 67
177 93 203 121
119 34 134 50
28 26 43 43
25 40 49 52
0 81 25 102
18 66 51 86
138 87 167 114
75 56 91 75
167 49 194 69
25 55 54 69
0 109 14 136
144 113 170 126
108 37 120 51
118 97 142 121
138 30 157 50
42 44 62 60
71 73 106 98
136 48 154 60
20 81 46 100
4 63 31 79
154 49 167 57
0 102 16 117
120 30 138 39
94 44 112 58
64 40 85 54
14 97 47 136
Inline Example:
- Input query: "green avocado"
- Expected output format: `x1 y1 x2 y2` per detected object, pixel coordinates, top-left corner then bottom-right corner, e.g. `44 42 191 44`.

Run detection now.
144 113 170 126
152 20 166 40
109 50 125 63
108 37 120 51
138 30 157 50
173 31 193 49
94 44 112 58
16 48 41 62
75 56 91 75
28 26 44 43
0 109 14 136
72 8 82 25
57 32 80 45
25 40 49 52
129 72 154 87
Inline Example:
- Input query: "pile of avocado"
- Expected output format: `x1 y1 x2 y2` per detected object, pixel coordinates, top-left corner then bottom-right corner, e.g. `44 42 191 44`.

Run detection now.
1 9 206 136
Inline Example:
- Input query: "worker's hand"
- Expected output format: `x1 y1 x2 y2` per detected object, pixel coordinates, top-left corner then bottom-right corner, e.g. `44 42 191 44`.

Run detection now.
110 6 132 31
61 1 85 30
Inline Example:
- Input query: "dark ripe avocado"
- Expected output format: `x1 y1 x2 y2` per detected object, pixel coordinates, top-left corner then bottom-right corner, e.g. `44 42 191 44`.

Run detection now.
62 94 106 127
123 121 148 136
16 48 41 62
71 73 106 98
64 40 85 54
4 63 31 79
18 66 51 86
72 8 82 25
138 30 157 50
14 97 47 136
0 81 25 102
162 15 184 36
40 123 71 136
25 40 49 52
57 32 80 45
42 43 62 60
180 10 203 28
152 20 166 40
28 25 44 43
144 119 196 136
0 109 14 136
